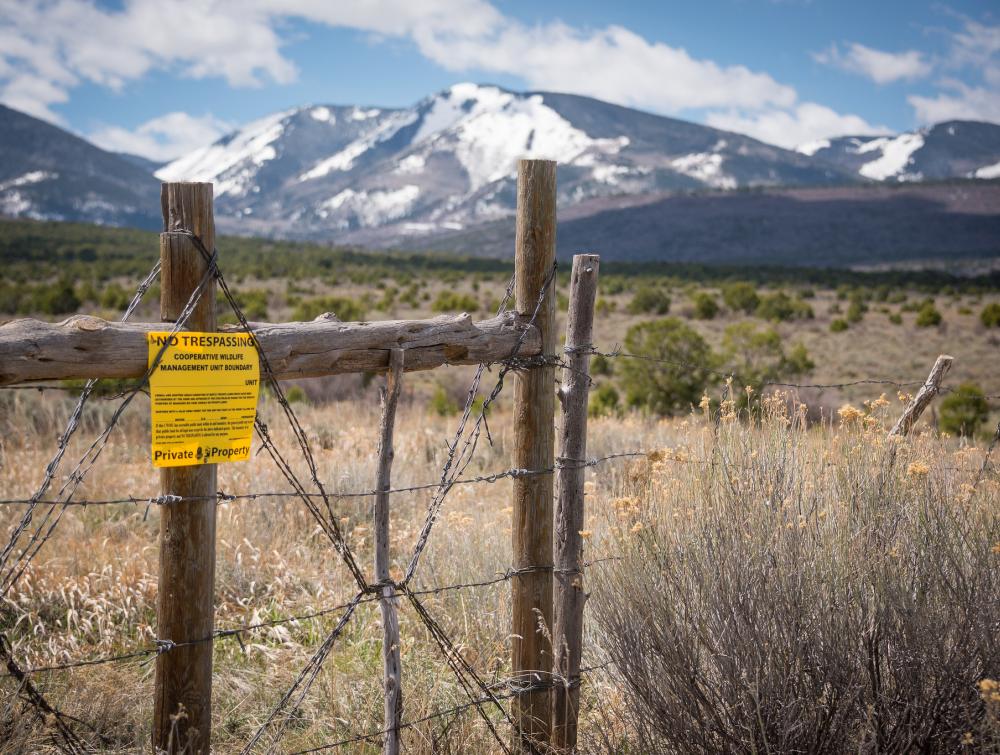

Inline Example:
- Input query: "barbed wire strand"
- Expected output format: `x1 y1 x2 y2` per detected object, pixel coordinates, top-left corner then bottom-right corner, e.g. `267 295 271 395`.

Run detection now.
0 256 213 597
404 262 558 587
0 260 162 754
287 663 611 754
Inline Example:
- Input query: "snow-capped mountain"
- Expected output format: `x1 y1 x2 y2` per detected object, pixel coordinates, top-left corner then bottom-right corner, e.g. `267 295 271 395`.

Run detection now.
798 121 1000 183
2 85 998 250
0 104 160 228
155 83 850 241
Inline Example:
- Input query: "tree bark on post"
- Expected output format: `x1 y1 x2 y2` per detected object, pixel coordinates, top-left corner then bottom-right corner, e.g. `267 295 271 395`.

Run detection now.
375 349 404 755
153 182 217 754
551 254 599 753
511 158 557 753
888 354 953 437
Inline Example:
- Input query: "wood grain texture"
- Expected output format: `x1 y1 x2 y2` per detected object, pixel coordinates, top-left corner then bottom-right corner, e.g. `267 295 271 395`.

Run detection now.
153 183 217 755
551 255 599 753
511 159 557 753
375 350 404 755
888 354 954 437
0 313 541 386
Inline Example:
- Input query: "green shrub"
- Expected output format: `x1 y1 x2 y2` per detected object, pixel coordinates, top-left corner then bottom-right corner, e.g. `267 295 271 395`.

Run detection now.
619 318 714 415
376 286 398 312
720 322 813 407
846 297 867 324
830 318 849 332
235 288 269 320
915 302 942 328
431 291 480 312
981 302 1000 328
588 384 621 418
292 296 366 321
627 286 671 315
691 292 719 320
888 312 903 325
0 283 24 313
939 383 989 437
756 291 813 322
591 354 612 376
76 280 98 304
283 385 309 404
99 282 131 310
33 280 81 315
721 282 760 314
596 297 616 315
430 384 459 416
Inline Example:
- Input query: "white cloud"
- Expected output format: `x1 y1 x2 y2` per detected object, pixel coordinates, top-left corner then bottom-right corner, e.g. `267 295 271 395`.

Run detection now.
412 21 797 112
904 17 1000 124
908 80 1000 124
0 0 882 151
0 0 296 124
815 42 931 84
706 103 890 149
89 112 233 162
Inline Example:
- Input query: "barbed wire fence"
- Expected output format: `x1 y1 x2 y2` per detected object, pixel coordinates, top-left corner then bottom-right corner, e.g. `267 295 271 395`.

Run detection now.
1 204 999 752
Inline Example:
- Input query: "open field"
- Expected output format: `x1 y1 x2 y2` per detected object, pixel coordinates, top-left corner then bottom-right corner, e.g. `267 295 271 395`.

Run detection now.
3 217 1000 417
1 386 998 752
1 217 999 752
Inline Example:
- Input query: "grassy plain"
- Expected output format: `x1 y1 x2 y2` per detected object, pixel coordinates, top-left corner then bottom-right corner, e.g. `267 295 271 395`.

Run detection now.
0 218 998 751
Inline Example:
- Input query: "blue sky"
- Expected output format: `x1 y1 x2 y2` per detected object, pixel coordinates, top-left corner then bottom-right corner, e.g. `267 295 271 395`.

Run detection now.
1 0 997 159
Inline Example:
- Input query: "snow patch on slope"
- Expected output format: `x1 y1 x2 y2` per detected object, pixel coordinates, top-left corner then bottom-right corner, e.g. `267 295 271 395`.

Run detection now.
854 133 924 180
395 154 426 174
417 84 630 191
796 139 830 156
670 153 737 189
0 170 57 191
298 110 418 181
319 185 420 227
156 109 294 196
350 107 381 121
974 160 1000 179
310 107 335 123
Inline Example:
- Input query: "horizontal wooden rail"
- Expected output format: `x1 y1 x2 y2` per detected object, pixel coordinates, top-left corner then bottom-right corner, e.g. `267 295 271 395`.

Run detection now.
0 312 541 386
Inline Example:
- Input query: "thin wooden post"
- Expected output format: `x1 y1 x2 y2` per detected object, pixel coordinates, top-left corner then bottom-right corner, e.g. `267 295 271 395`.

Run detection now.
512 158 557 752
551 254 599 753
153 182 217 754
888 354 953 437
375 349 404 755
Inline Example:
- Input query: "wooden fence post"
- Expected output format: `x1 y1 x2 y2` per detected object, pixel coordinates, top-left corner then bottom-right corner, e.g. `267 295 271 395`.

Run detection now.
888 354 953 437
512 158 557 752
551 254 599 753
153 182 217 754
375 350 404 755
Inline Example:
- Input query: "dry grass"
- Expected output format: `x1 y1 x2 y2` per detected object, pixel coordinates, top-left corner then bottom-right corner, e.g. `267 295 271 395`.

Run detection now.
0 381 682 753
592 394 1000 753
0 319 997 752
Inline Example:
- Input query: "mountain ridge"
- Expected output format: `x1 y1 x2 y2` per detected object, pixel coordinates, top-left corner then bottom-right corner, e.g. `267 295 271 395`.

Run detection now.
0 104 161 229
154 83 860 241
1 85 998 267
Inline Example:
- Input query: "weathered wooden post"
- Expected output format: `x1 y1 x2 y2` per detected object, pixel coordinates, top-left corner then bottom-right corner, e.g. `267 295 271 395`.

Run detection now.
551 254 599 753
375 349 404 755
153 182 217 754
888 354 953 437
512 158 557 751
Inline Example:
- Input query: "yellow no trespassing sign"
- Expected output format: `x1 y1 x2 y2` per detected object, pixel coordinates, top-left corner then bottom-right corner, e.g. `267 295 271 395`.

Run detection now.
147 332 260 468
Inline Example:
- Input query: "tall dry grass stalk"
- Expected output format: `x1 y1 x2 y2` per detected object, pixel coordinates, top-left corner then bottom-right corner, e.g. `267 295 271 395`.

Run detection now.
591 393 1000 753
1 385 997 752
